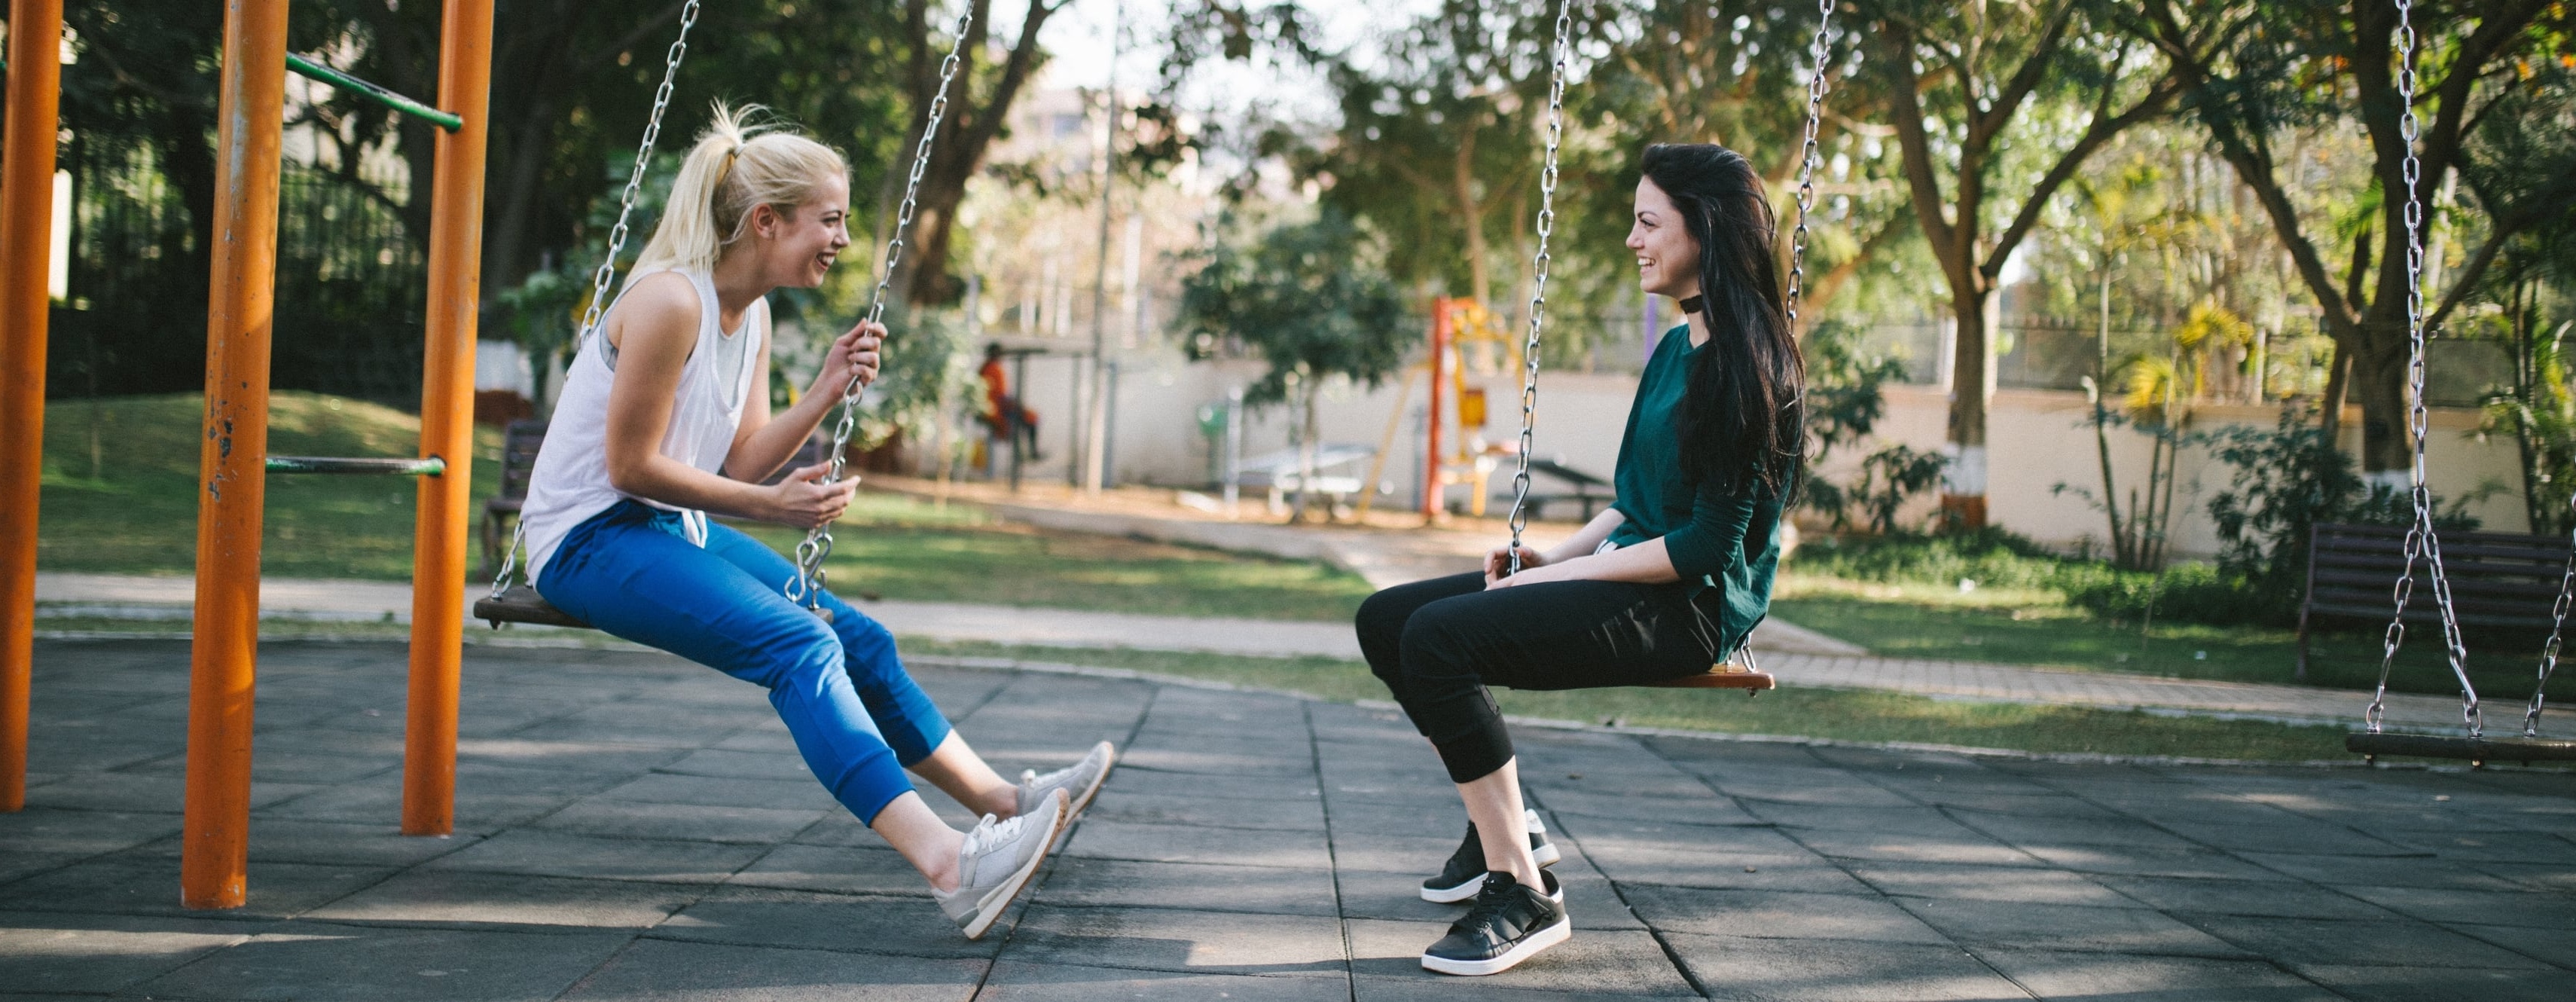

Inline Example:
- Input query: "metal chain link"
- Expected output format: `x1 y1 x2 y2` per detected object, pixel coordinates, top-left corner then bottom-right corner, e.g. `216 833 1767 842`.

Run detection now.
1503 0 1574 574
2529 490 2576 737
490 0 704 601
2364 0 2478 737
1784 0 1837 343
785 8 975 613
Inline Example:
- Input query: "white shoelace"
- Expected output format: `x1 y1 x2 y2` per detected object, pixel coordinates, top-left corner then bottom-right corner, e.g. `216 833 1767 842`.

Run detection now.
960 812 1028 860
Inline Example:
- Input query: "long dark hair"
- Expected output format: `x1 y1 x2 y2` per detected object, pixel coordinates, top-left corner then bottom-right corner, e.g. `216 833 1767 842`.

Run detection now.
1639 142 1805 500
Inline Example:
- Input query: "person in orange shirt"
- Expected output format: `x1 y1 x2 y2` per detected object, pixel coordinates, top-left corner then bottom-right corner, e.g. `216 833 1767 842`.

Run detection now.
978 343 1042 461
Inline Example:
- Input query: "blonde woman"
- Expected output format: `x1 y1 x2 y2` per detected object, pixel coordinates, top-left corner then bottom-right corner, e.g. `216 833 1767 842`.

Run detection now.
517 105 1114 939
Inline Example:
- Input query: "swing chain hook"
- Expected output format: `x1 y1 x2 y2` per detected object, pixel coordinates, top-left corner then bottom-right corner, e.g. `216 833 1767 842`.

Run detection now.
489 0 704 602
1505 0 1575 575
786 7 975 613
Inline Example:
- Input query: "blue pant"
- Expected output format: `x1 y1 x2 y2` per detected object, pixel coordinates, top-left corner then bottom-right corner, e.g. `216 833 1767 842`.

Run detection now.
538 500 949 823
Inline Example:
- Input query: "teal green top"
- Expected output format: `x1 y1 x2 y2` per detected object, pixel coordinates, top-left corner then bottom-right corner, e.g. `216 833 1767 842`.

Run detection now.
1601 324 1785 657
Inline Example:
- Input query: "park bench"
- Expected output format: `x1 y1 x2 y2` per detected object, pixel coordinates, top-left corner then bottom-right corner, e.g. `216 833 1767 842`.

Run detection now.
2298 521 2571 678
1519 457 1616 521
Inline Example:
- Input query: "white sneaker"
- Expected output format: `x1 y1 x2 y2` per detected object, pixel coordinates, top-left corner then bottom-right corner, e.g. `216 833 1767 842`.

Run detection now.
1016 740 1117 823
932 788 1067 940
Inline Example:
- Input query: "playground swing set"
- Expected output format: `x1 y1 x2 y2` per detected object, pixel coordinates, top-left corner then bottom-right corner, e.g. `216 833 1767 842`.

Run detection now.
0 0 2562 916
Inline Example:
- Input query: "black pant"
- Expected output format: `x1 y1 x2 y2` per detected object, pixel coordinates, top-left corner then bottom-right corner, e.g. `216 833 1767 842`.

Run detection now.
1354 572 1727 783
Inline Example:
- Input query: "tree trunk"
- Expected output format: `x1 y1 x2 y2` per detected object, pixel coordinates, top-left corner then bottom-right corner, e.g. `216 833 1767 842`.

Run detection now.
1295 380 1322 524
1941 286 1998 528
2349 331 2413 487
1452 127 1489 306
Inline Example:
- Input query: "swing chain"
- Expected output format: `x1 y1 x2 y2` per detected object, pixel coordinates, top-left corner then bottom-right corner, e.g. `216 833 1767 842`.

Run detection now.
489 0 704 602
786 8 974 612
2527 490 2576 736
1505 0 1574 574
1784 0 1836 342
2365 0 2478 737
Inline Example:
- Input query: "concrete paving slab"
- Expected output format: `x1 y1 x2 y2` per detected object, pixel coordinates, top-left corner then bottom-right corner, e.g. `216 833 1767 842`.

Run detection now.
307 869 701 930
129 923 631 1002
1842 860 2136 907
12 639 2576 1000
423 830 766 885
1064 820 1333 870
0 857 392 921
19 770 320 815
2333 884 2576 927
2288 964 2575 1002
0 806 181 856
1976 949 2340 1001
1659 931 2029 1001
1000 903 1348 976
1620 884 1952 943
2441 922 2575 973
2186 915 2558 970
2233 851 2530 890
596 773 840 812
1897 899 2257 958
656 887 1002 960
1344 919 1699 997
2091 875 2398 920
557 938 984 1001
2008 843 2289 881
1084 789 1327 832
1037 857 1339 916
978 960 1347 1000
0 911 261 995
721 842 928 897
532 799 829 845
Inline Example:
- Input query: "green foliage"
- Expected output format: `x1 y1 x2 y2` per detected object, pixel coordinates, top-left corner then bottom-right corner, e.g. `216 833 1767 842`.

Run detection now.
1175 210 1418 408
2205 402 2484 622
1799 321 1946 533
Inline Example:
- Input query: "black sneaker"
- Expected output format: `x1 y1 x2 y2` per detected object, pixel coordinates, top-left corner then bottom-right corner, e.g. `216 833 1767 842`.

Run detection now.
1421 869 1570 976
1419 809 1561 903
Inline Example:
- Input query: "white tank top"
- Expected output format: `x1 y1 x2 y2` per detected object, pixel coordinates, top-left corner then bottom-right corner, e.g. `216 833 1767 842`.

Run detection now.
522 266 768 582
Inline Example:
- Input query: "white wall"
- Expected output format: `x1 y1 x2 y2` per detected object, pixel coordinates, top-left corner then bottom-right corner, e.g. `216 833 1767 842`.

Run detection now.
928 347 2526 554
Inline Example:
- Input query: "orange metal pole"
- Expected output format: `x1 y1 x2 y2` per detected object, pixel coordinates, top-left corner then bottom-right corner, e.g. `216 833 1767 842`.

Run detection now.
182 0 290 911
402 0 496 837
0 0 66 814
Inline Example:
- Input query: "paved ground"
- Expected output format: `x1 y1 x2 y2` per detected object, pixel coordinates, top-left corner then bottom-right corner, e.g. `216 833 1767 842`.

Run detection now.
5 638 2574 1000
31 572 2483 732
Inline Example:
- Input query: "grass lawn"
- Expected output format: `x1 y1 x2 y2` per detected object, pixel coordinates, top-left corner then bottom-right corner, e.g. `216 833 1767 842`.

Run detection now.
901 639 2362 762
35 393 1374 621
37 393 505 580
1773 573 2547 701
728 497 1372 622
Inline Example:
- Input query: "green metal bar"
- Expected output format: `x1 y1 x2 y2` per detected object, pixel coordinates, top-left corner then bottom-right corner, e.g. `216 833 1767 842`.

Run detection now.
265 455 447 476
284 53 462 133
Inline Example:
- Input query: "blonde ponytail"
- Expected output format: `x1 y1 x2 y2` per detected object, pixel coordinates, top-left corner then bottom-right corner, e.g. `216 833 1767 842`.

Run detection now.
631 102 850 277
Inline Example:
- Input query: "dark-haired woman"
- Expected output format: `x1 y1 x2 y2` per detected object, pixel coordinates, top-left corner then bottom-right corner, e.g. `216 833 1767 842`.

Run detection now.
1354 143 1802 976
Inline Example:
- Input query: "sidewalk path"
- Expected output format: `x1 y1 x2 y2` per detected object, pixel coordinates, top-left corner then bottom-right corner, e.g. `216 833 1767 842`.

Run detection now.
34 571 2487 732
6 638 2570 1001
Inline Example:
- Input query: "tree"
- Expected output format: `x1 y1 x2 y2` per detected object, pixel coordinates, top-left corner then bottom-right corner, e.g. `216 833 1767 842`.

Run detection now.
2132 0 2572 477
889 0 1079 306
1867 0 2188 528
1177 210 1418 521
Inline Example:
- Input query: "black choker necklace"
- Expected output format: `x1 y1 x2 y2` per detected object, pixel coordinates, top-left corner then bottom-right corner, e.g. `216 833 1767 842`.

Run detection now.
1677 295 1707 314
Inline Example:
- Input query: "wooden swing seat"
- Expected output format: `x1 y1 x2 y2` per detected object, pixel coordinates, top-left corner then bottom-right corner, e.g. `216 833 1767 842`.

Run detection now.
472 585 591 629
1653 663 1776 692
2346 732 2576 766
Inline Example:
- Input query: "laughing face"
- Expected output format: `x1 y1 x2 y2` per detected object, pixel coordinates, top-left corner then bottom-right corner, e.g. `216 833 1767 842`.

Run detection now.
755 173 853 289
1628 176 1701 302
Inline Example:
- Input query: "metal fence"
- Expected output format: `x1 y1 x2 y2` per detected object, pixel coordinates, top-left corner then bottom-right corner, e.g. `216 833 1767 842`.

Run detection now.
55 138 429 406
